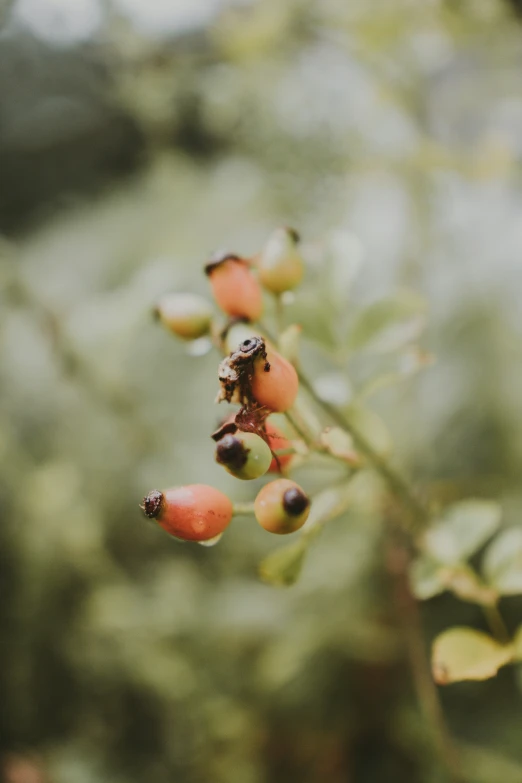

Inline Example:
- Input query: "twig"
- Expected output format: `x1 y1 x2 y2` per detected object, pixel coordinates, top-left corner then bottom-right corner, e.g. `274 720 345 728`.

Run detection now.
388 538 466 783
482 603 510 644
297 368 430 534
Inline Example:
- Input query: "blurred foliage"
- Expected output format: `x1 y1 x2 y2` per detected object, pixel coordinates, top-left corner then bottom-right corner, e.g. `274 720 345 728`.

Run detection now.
2 1 522 782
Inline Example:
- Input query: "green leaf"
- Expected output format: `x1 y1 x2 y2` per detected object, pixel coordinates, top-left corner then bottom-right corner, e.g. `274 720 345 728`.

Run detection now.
347 290 426 354
410 558 497 605
344 404 392 457
423 500 501 565
432 627 513 684
483 528 522 595
409 556 446 600
259 540 308 587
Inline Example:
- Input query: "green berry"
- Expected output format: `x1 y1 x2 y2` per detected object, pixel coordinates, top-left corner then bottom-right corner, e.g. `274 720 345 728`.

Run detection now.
257 227 304 294
154 293 213 340
215 431 272 480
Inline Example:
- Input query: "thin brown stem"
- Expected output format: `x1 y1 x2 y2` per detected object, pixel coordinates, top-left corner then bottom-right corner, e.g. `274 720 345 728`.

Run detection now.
389 539 466 783
482 603 510 644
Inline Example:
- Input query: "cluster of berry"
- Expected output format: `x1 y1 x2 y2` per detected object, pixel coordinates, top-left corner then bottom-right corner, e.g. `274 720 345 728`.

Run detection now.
141 228 312 545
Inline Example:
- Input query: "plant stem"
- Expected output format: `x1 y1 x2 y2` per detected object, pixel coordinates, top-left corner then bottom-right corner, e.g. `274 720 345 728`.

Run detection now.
482 603 510 644
297 368 430 534
274 294 284 334
232 502 256 516
389 539 465 783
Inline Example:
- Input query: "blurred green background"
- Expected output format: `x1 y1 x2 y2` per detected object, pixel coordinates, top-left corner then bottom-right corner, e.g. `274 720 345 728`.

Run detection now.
2 1 522 781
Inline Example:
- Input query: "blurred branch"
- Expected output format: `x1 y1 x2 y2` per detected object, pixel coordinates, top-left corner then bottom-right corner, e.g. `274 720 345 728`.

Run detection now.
0 240 153 449
388 537 466 783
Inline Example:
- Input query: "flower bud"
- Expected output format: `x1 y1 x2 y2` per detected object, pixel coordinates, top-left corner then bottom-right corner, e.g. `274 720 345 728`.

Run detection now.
215 431 272 480
257 227 304 294
154 293 213 340
205 253 263 321
254 479 310 534
141 484 233 542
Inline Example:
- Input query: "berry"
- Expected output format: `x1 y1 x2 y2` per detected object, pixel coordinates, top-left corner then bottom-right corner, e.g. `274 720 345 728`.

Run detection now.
141 484 233 542
265 420 293 472
154 293 212 340
254 479 310 534
257 227 304 294
215 431 272 480
251 344 299 412
216 336 299 412
205 252 263 321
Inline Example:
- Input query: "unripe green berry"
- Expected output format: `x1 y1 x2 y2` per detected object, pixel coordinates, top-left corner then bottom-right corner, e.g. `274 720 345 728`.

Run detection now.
154 293 213 340
254 479 310 534
215 431 272 480
257 227 304 294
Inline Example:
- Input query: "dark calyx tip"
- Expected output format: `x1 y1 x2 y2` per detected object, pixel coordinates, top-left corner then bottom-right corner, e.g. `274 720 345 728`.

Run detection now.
283 487 310 517
238 336 265 356
141 489 164 518
204 251 243 276
285 226 300 243
216 434 248 469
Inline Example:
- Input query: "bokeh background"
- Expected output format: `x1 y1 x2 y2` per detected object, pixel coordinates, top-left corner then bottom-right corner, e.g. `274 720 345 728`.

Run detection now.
2 1 522 781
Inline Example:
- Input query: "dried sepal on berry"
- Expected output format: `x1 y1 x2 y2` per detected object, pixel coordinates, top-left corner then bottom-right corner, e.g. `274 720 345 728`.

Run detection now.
141 484 233 542
216 336 269 406
256 227 304 294
221 318 266 355
154 293 213 340
205 252 263 321
254 479 310 534
215 431 272 480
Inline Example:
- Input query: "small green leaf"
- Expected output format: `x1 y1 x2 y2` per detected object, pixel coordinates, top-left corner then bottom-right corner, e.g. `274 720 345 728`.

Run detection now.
347 290 426 354
344 404 392 457
423 500 501 565
442 565 498 606
259 540 308 586
432 627 513 684
483 528 522 595
410 559 497 605
410 556 446 600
